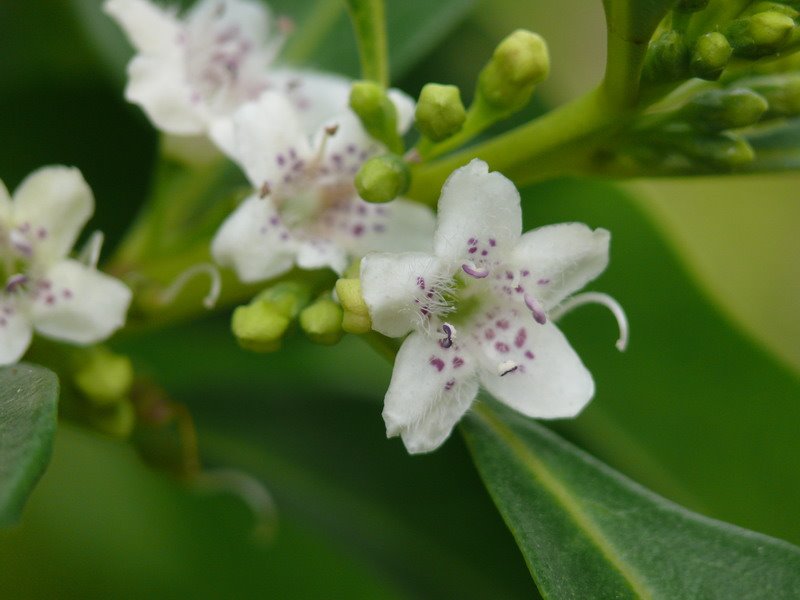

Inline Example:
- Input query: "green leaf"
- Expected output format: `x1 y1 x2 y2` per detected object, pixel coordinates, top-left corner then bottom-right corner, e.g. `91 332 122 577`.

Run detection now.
0 363 59 527
744 117 800 172
462 398 800 599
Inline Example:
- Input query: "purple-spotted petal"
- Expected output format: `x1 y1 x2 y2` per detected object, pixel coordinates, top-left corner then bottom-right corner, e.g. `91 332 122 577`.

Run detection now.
31 260 132 345
213 91 310 186
12 166 94 265
295 237 348 275
0 300 33 366
433 159 522 267
361 252 449 337
334 197 436 259
509 223 610 310
268 69 353 134
476 318 594 419
383 332 480 454
211 194 296 282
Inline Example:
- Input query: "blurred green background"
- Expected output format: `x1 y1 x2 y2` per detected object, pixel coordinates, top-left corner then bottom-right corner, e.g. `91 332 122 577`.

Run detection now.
1 0 799 598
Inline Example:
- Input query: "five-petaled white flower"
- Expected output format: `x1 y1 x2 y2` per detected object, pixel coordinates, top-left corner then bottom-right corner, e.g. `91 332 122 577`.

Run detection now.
104 0 352 150
211 91 435 279
0 167 132 365
360 160 627 454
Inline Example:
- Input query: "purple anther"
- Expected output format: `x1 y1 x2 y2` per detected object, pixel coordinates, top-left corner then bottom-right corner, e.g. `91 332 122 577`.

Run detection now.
5 274 28 293
524 293 547 325
462 263 489 279
440 323 456 348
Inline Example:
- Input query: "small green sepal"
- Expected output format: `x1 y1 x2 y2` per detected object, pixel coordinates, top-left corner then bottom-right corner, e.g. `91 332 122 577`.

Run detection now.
299 297 344 345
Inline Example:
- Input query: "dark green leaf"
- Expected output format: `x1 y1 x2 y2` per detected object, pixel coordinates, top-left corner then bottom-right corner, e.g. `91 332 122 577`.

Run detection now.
463 398 800 600
744 117 800 172
0 364 59 527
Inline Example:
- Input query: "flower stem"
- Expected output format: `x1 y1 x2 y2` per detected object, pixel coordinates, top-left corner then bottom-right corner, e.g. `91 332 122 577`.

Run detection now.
342 0 390 86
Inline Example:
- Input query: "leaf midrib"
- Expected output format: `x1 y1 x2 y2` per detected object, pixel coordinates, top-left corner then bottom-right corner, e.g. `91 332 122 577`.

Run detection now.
471 403 654 600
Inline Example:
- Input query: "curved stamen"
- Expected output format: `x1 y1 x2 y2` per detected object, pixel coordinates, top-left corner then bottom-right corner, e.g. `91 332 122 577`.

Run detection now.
551 292 629 352
440 322 456 348
462 262 488 279
5 274 28 293
524 293 547 325
158 263 222 310
497 360 519 376
78 231 104 269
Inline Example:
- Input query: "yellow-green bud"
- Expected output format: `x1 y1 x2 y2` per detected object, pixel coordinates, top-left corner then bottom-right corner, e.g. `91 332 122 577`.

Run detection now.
355 154 410 203
477 30 549 112
675 0 709 12
643 31 689 83
726 12 795 58
299 297 344 345
676 133 755 169
349 81 402 153
231 301 291 352
683 88 768 130
739 74 800 117
254 281 312 319
690 32 732 80
415 84 467 142
335 278 371 334
73 348 134 407
743 2 799 18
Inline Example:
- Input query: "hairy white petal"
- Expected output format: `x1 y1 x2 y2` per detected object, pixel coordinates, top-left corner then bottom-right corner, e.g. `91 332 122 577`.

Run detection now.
0 301 33 366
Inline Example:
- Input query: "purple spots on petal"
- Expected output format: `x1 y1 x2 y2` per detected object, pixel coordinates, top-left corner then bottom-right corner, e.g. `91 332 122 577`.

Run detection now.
373 224 386 233
444 378 456 391
481 250 488 256
494 342 510 353
62 289 73 299
352 224 365 237
45 294 55 305
505 271 514 280
484 329 496 340
452 356 464 368
514 328 527 348
468 246 477 254
429 356 445 372
496 319 509 330
346 144 356 154
521 269 530 277
468 238 477 245
276 154 286 166
488 238 496 247
525 350 535 360
269 215 280 225
537 278 550 286
416 276 426 290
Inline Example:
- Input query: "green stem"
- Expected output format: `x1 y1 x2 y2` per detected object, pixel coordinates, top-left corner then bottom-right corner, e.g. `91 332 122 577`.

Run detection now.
408 86 625 204
342 0 389 86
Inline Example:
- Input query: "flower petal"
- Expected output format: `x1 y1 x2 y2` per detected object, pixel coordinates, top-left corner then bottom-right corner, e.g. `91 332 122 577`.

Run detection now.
103 0 182 56
31 260 132 345
125 55 206 135
0 300 33 366
0 177 12 226
433 159 522 267
12 166 94 265
476 316 594 419
211 194 296 282
214 91 310 186
295 238 348 274
361 252 449 337
268 69 353 134
383 332 479 454
387 88 415 134
509 223 610 310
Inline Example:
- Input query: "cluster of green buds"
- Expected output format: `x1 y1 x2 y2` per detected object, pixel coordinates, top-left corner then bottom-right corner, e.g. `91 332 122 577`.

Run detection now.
231 280 344 352
352 28 550 204
601 1 800 175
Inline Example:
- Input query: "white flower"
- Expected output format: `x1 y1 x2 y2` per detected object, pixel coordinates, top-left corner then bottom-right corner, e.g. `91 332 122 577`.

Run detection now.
104 0 352 149
0 167 132 365
211 91 434 279
360 160 627 454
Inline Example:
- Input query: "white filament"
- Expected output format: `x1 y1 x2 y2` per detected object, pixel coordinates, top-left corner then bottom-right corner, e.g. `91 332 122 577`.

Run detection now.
158 263 222 310
551 292 629 352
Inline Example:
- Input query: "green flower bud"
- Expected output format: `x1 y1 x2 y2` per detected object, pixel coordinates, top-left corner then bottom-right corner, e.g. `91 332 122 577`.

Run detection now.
726 12 795 58
477 30 549 112
675 0 709 12
643 31 690 83
739 74 800 117
299 297 344 345
690 32 732 80
355 154 410 203
335 278 371 334
254 281 312 319
349 81 402 153
415 83 467 142
73 348 134 407
231 301 291 352
742 2 799 19
683 88 768 130
675 132 755 169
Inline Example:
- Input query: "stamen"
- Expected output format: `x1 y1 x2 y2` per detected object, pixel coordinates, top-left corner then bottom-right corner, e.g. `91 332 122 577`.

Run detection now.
524 293 547 325
324 124 339 137
403 148 421 164
5 274 28 293
440 322 457 348
462 262 489 279
158 263 222 310
77 231 104 269
550 292 629 352
497 360 518 376
259 181 271 198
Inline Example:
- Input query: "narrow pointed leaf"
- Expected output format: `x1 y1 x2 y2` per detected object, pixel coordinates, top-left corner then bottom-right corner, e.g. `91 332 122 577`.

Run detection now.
0 363 59 527
462 398 800 599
